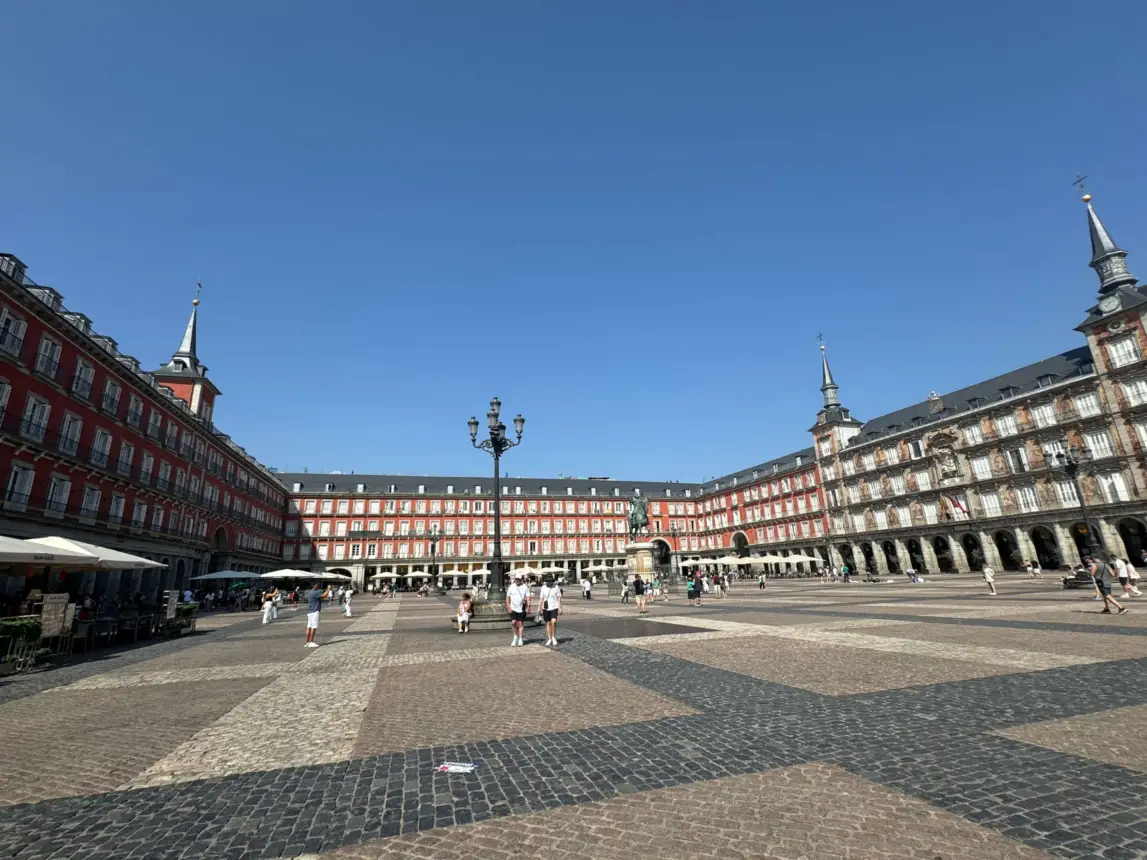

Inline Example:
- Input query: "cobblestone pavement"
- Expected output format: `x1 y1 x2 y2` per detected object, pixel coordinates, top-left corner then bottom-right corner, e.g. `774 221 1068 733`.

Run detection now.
3 578 1147 858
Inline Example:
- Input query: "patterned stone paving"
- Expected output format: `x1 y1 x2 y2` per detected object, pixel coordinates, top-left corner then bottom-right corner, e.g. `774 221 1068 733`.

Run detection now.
3 579 1147 859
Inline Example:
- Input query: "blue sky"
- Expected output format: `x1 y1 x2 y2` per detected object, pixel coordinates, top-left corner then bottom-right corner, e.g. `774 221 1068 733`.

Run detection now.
2 1 1146 482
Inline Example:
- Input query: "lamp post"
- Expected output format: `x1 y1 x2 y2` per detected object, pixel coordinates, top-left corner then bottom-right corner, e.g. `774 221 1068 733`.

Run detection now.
1049 442 1103 557
669 525 680 581
468 398 525 605
428 525 442 594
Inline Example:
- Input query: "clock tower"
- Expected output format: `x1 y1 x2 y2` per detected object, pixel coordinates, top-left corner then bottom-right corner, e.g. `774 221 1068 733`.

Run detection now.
1077 192 1142 326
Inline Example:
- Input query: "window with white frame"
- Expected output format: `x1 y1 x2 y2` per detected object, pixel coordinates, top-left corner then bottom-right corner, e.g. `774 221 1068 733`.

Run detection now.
1135 421 1147 449
874 510 888 530
980 491 1001 516
963 424 983 444
1031 403 1057 428
1041 439 1065 463
846 485 860 504
1056 481 1079 506
21 394 50 441
318 544 330 560
34 335 61 378
126 395 143 428
101 379 121 414
91 428 112 467
139 452 154 484
887 474 904 494
45 474 70 516
862 453 875 470
335 521 347 537
971 456 992 480
1107 335 1142 369
842 460 855 476
1099 472 1130 502
1017 485 1039 513
152 507 164 529
80 486 101 518
867 480 882 499
117 441 135 475
996 414 1018 437
366 543 378 558
147 409 162 438
318 521 331 536
884 446 900 465
131 501 148 527
58 413 82 455
369 499 381 514
908 440 925 459
0 306 27 357
108 494 125 523
915 470 932 490
851 513 865 532
72 360 95 399
1123 378 1147 407
1005 448 1028 474
1075 392 1102 417
922 501 938 524
1084 430 1116 459
817 438 832 457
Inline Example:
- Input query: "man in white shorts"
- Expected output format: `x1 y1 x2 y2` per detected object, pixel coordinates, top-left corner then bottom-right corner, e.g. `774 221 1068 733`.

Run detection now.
506 573 531 647
305 581 331 648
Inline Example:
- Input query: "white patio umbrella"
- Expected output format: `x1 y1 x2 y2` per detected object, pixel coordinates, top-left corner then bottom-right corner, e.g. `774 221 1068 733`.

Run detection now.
716 555 743 565
756 553 786 563
260 568 319 579
369 572 398 579
729 556 757 566
0 535 99 565
26 536 165 569
786 552 822 563
192 570 255 581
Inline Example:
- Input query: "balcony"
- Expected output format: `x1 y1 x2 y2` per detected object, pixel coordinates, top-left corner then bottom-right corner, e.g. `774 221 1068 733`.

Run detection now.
126 408 143 429
57 434 80 456
33 353 59 381
90 449 110 468
100 396 121 417
0 331 24 359
19 418 47 444
116 458 133 477
72 376 93 400
44 497 67 518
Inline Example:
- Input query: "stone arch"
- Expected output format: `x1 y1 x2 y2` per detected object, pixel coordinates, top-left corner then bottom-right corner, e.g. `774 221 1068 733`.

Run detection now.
212 526 229 553
858 542 877 573
1117 518 1147 562
961 533 984 569
650 538 672 570
993 530 1021 571
932 536 954 573
906 538 927 572
881 540 900 572
837 544 856 570
1029 525 1062 570
731 532 750 557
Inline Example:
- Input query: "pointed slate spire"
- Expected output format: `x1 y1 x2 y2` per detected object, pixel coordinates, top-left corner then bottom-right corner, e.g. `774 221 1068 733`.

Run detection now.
820 344 840 409
1083 193 1136 292
155 281 207 377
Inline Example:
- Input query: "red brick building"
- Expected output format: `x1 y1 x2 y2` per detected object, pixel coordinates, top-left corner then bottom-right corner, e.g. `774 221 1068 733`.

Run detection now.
0 253 284 602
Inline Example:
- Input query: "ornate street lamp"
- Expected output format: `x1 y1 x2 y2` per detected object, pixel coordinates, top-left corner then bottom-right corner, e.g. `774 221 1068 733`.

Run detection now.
428 524 442 594
468 397 525 605
669 525 680 580
1048 441 1103 557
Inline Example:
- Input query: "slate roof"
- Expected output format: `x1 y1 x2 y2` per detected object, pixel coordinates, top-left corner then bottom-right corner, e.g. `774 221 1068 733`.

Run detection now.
846 345 1094 448
704 448 817 493
274 473 703 499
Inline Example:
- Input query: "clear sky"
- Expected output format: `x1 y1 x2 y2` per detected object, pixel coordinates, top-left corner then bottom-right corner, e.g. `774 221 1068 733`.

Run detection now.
2 1 1146 483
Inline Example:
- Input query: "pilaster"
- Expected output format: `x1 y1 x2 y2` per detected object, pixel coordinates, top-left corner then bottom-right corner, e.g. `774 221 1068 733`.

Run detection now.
920 539 941 574
978 531 1004 570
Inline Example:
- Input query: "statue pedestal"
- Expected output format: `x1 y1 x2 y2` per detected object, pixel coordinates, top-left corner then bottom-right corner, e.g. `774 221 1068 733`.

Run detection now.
625 542 655 579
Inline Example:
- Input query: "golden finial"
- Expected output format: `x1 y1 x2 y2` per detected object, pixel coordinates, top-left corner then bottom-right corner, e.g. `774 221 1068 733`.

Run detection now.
1082 193 1092 203
192 279 202 307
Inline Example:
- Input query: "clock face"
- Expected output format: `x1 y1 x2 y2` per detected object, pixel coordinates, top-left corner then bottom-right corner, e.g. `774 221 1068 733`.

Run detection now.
1099 295 1121 314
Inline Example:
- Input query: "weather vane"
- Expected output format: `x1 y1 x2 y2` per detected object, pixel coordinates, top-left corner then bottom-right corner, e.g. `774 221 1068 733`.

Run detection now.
1073 174 1088 195
193 279 203 307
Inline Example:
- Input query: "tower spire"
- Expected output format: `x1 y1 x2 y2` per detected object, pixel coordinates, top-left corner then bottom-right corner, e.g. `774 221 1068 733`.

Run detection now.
155 281 207 377
1081 191 1136 292
820 344 840 409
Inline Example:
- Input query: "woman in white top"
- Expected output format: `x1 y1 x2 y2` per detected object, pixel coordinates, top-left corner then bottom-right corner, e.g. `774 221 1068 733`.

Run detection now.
539 577 562 647
1123 559 1142 597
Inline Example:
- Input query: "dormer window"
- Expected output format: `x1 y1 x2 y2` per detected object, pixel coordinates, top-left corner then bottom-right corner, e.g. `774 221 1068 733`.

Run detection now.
388 484 397 493
325 482 335 492
292 482 302 492
418 484 425 493
446 485 454 493
566 487 573 496
514 486 521 495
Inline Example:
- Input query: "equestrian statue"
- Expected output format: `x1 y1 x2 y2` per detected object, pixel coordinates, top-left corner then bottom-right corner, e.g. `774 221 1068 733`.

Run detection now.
627 494 650 543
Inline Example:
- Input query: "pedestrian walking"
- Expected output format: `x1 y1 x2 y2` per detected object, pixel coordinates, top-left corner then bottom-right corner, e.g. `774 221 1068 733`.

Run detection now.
651 576 661 603
1127 560 1142 596
539 576 562 646
304 581 332 648
342 587 353 617
982 564 997 596
507 573 531 646
621 580 630 603
841 563 851 584
1088 554 1128 615
1116 557 1131 598
581 577 592 601
261 587 275 624
634 574 647 615
1031 560 1043 579
660 577 669 603
456 592 473 633
758 571 766 590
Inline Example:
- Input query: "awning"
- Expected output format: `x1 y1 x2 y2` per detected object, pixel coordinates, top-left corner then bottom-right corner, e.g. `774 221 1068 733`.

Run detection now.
191 570 254 581
25 537 166 570
0 534 100 565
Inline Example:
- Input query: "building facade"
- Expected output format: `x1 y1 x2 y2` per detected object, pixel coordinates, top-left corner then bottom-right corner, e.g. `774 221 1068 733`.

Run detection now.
812 195 1147 575
0 253 285 602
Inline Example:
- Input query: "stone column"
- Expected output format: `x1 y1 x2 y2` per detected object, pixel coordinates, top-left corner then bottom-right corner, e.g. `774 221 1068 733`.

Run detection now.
1053 523 1082 568
920 538 941 574
894 539 913 572
1014 528 1039 565
1097 518 1129 560
829 545 845 570
978 531 1004 570
872 544 890 575
948 535 970 573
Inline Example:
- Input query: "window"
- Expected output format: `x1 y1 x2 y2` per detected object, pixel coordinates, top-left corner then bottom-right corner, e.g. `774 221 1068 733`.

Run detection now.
285 521 298 537
1084 430 1116 459
915 470 932 491
117 441 135 475
321 499 333 514
980 492 1001 517
337 499 349 515
842 460 855 476
884 446 900 465
147 409 162 439
1107 335 1142 369
101 379 122 414
80 486 101 518
1075 392 1101 418
1005 448 1028 474
1099 472 1130 503
33 335 60 379
58 413 82 455
335 522 347 537
1135 421 1147 450
165 420 178 449
350 543 362 559
131 501 148 528
0 306 27 357
71 359 95 399
366 543 378 558
908 440 924 459
862 453 875 471
1123 378 1147 407
996 414 1018 437
44 475 70 516
817 438 832 457
922 501 938 524
867 480 882 499
963 425 983 444
1056 481 1079 507
874 510 888 530
318 521 331 537
91 428 112 467
4 463 34 510
971 456 992 481
151 507 164 530
139 452 154 485
333 545 346 560
1031 404 1056 428
1041 440 1065 462
126 395 143 428
21 395 50 441
108 494 126 524
1017 486 1039 513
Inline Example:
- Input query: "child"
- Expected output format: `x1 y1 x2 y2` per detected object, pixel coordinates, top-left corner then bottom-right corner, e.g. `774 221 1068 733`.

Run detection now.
457 593 473 633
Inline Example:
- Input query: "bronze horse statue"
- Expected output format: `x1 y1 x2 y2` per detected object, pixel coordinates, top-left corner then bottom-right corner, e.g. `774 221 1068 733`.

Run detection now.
627 495 649 543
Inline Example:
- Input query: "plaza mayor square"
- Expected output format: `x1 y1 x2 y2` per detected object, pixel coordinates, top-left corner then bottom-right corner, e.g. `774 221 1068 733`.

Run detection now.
3 4 1147 859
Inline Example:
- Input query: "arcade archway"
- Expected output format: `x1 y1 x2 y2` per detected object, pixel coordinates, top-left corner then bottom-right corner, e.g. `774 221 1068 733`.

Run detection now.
993 531 1021 570
1030 525 1062 569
